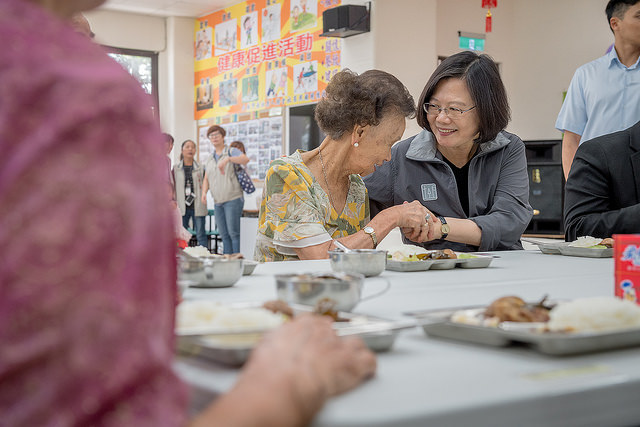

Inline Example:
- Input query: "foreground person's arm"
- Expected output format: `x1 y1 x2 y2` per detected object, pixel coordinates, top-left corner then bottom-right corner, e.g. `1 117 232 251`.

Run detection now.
191 316 376 427
562 131 581 180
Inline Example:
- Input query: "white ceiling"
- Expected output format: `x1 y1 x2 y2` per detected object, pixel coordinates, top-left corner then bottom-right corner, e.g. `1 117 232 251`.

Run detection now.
100 0 239 18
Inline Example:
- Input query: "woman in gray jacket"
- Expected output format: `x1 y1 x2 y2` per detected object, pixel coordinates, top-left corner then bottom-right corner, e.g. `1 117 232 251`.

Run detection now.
174 139 207 247
364 51 533 252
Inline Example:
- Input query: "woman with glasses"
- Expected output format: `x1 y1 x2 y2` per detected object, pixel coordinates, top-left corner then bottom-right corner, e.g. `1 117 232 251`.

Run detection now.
201 125 249 254
174 139 207 248
255 69 430 262
364 51 533 251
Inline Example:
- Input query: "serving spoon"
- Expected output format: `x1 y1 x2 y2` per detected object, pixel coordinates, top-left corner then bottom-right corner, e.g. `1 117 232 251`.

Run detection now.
333 240 353 253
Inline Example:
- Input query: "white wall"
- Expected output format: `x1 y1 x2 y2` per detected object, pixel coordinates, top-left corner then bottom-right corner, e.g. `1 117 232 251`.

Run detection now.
86 10 197 164
340 0 613 141
424 0 611 140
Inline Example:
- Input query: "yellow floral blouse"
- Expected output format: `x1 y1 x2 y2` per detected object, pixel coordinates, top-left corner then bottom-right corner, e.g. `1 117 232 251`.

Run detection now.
254 151 370 262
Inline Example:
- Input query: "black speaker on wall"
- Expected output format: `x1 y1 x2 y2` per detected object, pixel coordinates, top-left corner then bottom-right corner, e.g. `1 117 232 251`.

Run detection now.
320 5 370 38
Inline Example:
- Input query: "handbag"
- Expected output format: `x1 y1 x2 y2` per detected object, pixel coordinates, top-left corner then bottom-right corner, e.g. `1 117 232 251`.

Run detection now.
234 163 256 194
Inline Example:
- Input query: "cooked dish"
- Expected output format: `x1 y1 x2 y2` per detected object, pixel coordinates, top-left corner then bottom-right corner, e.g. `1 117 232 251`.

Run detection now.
569 236 614 249
485 296 552 323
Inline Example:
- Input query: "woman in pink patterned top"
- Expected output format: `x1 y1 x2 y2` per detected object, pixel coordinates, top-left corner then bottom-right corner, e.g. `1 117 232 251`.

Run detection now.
0 1 375 426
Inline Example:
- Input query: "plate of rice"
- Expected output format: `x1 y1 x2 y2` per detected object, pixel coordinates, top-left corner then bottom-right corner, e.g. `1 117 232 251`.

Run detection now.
408 296 640 355
558 236 614 258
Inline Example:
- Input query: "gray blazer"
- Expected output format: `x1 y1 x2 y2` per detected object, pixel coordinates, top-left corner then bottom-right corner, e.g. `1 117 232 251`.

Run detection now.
364 129 533 251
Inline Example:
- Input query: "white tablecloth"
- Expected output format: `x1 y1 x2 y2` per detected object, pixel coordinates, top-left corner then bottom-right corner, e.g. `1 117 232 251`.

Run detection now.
175 250 640 427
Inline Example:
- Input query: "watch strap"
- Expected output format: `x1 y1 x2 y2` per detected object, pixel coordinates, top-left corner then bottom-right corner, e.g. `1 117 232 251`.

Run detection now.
364 226 378 248
437 216 449 239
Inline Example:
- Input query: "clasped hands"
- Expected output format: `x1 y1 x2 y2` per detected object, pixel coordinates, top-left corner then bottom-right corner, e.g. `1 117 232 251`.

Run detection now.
397 201 442 243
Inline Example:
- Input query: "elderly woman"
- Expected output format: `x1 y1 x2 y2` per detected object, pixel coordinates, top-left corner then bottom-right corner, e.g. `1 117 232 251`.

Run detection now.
173 139 207 247
364 51 533 252
201 125 249 254
255 69 430 262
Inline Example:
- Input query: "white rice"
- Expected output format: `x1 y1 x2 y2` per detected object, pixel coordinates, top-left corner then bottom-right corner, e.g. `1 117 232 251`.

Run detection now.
387 244 429 261
176 300 286 331
183 246 213 258
547 297 640 333
568 236 602 248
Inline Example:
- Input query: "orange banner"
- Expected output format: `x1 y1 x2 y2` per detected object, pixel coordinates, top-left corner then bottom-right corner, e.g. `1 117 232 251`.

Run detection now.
194 0 342 120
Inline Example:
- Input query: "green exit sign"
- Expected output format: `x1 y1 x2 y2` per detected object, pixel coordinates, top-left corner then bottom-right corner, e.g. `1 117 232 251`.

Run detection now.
459 36 485 51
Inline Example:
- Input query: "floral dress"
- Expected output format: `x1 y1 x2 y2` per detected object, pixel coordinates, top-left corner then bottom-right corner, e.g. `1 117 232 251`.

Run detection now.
254 151 370 262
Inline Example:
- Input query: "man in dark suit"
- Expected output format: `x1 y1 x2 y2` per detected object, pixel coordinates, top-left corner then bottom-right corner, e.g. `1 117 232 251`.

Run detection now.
564 120 640 240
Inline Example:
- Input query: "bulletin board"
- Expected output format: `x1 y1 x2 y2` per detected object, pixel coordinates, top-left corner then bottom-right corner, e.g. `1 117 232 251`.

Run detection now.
198 110 284 181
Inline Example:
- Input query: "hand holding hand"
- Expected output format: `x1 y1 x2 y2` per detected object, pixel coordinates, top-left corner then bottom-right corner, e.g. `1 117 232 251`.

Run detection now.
396 201 433 242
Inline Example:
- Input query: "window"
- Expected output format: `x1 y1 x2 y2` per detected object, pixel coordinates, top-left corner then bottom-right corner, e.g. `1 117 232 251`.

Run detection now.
105 46 159 115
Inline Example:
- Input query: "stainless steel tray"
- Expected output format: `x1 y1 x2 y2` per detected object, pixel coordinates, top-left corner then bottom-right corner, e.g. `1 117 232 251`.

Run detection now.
242 260 259 275
537 242 568 255
456 255 493 268
177 303 416 365
385 259 434 272
557 246 613 258
386 254 493 272
407 305 640 356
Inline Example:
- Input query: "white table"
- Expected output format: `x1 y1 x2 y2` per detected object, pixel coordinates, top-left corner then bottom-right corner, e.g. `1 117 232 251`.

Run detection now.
175 251 640 427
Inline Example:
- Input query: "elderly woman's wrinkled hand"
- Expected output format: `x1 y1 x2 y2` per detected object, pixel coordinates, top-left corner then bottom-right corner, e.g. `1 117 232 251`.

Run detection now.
396 201 433 242
240 314 376 422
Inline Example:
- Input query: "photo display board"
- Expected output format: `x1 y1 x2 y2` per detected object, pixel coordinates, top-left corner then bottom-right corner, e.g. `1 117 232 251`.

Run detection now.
198 111 284 181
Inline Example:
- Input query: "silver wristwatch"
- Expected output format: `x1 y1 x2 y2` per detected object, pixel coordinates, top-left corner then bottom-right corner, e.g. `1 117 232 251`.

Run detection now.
363 226 378 248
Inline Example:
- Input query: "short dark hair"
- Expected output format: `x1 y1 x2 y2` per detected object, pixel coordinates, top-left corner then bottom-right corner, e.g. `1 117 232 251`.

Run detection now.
230 140 246 153
206 125 226 137
416 51 510 145
606 0 640 31
315 69 415 140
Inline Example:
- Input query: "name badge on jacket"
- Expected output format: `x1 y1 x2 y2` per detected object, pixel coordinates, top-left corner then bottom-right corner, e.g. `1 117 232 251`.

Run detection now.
421 183 437 201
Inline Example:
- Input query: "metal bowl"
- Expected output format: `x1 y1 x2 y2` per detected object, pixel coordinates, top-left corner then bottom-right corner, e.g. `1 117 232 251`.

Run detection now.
328 249 388 277
177 257 243 288
275 272 365 312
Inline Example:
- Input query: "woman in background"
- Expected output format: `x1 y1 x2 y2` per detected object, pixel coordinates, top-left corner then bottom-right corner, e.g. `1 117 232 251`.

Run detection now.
173 139 207 248
364 51 533 252
255 69 430 262
201 125 249 254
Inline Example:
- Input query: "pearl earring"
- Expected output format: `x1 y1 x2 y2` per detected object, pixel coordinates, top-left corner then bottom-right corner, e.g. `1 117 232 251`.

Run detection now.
354 142 359 147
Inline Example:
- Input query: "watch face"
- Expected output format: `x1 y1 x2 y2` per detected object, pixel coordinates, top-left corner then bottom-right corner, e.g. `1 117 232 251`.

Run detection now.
364 226 374 234
442 224 451 233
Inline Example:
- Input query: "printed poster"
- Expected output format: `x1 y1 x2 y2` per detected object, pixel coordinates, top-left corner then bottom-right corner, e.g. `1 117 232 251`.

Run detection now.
194 0 342 120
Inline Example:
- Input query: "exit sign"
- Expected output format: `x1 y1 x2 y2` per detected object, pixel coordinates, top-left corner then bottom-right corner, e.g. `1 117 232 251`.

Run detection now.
459 36 485 51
